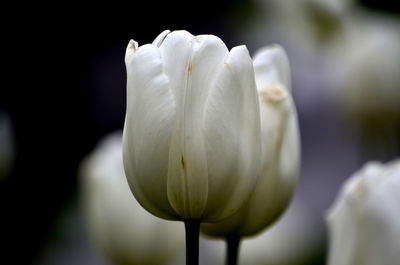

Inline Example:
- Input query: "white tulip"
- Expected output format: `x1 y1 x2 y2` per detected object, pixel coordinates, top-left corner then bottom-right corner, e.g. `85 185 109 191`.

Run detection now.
239 199 322 265
202 45 300 237
123 30 262 222
326 159 400 265
80 132 185 265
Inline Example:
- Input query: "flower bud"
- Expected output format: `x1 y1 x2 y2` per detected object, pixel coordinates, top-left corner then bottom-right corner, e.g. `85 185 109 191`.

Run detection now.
326 159 400 265
123 30 263 221
80 132 184 265
201 45 300 237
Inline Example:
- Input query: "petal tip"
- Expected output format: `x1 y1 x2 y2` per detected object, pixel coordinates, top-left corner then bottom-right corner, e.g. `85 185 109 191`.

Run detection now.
254 44 286 59
127 39 139 51
152 30 171 47
231 44 249 53
125 40 139 65
229 45 251 61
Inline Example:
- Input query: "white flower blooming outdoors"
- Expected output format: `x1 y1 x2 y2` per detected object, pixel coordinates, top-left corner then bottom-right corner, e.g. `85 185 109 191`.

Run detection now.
123 30 263 222
80 132 184 265
201 45 300 237
326 159 400 265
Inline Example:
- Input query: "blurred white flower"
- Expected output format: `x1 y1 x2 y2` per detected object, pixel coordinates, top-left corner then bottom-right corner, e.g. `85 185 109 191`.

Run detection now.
0 111 15 181
239 199 323 265
198 199 323 265
237 0 354 115
267 0 352 15
80 132 185 265
266 0 353 37
123 29 263 222
328 13 400 128
202 45 300 237
326 159 400 265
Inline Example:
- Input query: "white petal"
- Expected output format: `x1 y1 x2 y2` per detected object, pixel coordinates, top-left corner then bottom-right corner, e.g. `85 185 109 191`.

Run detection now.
278 98 300 190
202 45 299 234
202 45 262 221
239 96 299 236
326 189 361 265
159 30 194 104
123 43 178 220
253 45 291 91
326 160 400 265
202 87 299 235
247 45 299 235
81 133 185 265
163 32 229 219
152 29 171 47
361 177 400 265
125 39 138 65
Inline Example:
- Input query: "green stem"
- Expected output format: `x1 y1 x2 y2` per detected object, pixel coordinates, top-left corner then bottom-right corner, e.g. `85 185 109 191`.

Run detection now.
184 220 200 265
226 235 241 265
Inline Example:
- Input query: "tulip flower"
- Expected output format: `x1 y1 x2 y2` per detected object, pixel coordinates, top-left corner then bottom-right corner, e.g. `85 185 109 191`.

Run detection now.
80 132 185 265
326 159 400 265
123 30 263 264
201 45 300 265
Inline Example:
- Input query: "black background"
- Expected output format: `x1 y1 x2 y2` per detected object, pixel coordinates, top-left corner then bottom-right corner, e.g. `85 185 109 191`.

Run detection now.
1 0 399 264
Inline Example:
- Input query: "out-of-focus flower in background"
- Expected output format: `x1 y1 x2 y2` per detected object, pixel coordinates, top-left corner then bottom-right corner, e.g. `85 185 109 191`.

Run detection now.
199 198 323 265
237 0 353 114
326 159 400 265
202 45 300 238
123 30 263 222
327 11 400 156
239 0 400 128
0 111 15 181
233 2 400 264
80 132 185 265
238 198 323 265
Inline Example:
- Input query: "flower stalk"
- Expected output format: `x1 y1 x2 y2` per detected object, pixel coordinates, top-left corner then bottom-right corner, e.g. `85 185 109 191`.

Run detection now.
184 220 200 265
226 235 241 265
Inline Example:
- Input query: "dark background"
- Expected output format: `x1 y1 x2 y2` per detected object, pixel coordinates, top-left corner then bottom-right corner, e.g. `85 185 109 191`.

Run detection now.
1 0 399 264
1 2 239 264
